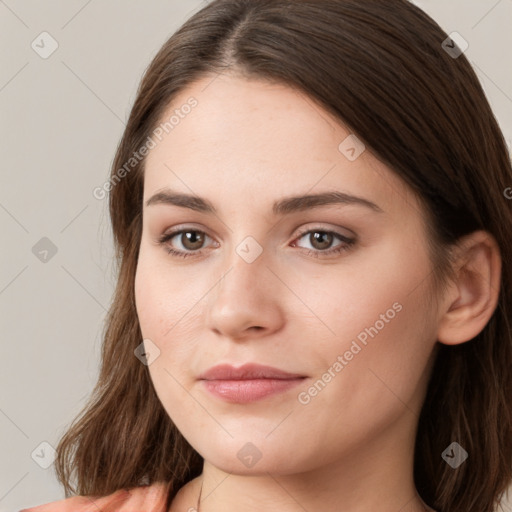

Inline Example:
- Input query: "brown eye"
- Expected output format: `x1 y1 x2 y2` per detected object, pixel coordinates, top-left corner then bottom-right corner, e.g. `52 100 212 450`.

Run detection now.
308 231 334 250
179 231 205 251
292 228 356 259
157 229 214 259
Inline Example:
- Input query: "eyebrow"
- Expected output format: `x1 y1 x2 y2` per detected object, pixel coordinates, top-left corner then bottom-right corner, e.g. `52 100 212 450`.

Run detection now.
145 188 384 215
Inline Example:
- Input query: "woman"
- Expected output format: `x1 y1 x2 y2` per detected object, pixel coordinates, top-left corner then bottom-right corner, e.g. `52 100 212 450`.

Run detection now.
21 0 512 511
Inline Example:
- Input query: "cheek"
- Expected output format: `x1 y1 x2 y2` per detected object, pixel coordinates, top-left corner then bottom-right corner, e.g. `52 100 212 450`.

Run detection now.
135 246 193 340
134 254 205 435
134 248 208 380
298 232 431 342
289 281 435 464
295 231 435 402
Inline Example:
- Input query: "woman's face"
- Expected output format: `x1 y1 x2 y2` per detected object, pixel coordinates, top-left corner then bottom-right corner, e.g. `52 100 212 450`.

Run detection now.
134 73 441 476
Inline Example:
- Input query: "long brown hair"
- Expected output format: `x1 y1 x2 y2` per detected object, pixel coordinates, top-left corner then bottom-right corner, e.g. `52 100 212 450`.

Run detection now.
54 1 512 510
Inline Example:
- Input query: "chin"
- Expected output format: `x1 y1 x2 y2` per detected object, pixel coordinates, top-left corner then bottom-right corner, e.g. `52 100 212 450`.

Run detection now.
197 436 316 476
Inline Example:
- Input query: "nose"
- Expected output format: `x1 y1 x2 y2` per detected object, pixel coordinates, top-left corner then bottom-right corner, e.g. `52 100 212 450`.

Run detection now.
206 247 285 341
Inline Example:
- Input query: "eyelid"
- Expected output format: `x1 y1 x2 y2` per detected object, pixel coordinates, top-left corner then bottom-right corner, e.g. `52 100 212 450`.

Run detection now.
158 223 213 240
293 223 355 240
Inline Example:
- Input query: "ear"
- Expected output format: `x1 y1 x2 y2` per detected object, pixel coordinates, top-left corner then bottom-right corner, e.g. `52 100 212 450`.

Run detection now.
437 230 502 346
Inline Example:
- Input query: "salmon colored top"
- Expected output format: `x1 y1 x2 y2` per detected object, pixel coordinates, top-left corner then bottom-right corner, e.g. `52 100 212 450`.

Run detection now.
20 481 172 512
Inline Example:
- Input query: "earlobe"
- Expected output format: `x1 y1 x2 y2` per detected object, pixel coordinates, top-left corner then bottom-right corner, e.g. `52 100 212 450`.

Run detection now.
436 230 502 346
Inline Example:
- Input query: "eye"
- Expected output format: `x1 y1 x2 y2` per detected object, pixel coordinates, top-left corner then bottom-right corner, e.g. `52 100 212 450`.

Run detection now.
157 228 216 259
291 228 356 258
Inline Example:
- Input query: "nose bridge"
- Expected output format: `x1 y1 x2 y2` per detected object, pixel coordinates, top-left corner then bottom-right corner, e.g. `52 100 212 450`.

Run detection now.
207 236 283 337
215 237 269 305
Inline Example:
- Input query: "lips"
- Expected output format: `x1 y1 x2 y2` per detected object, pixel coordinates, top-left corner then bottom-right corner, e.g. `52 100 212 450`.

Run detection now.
199 363 305 381
198 363 307 403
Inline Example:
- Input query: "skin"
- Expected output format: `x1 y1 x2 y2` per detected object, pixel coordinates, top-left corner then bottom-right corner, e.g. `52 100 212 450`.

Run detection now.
134 72 502 512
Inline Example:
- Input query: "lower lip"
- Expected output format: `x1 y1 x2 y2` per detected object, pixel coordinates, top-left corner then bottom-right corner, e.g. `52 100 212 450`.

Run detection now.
201 378 305 403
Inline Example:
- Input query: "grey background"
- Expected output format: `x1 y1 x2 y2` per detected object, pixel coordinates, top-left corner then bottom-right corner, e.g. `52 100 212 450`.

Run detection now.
1 1 511 511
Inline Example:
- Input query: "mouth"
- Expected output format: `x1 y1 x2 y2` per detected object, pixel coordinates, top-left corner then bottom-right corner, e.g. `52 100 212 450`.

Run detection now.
198 363 307 404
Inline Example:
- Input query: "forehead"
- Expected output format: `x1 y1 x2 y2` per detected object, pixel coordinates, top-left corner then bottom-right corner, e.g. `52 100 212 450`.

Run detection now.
143 73 416 217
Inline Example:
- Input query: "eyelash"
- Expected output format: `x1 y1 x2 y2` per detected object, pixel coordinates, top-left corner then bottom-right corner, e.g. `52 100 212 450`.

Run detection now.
156 227 356 260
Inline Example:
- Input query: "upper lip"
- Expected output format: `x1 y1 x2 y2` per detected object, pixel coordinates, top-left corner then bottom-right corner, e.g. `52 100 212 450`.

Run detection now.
199 363 306 380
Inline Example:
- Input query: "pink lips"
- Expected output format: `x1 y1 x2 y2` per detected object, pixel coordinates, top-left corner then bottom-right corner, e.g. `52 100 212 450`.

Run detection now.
199 363 306 404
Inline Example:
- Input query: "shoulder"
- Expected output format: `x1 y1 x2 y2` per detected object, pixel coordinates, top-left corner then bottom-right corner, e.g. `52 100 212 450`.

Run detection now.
20 481 171 512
